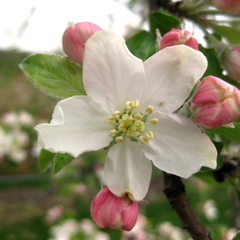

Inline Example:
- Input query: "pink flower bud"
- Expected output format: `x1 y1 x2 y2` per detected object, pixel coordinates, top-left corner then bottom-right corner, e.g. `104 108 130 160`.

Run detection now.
90 187 138 231
62 22 102 65
159 29 198 50
212 0 240 14
223 48 240 81
190 76 240 128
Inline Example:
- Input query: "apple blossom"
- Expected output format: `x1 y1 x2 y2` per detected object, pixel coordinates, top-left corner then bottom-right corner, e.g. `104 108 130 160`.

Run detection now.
159 29 198 50
223 47 240 81
91 186 138 231
62 22 101 65
35 30 217 201
211 0 240 14
189 76 240 128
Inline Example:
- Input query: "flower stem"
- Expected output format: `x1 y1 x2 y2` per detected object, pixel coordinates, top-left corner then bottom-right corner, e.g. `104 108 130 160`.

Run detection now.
163 172 213 240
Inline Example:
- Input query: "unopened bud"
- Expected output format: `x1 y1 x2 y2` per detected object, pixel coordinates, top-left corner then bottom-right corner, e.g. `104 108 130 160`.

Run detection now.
211 0 240 14
62 22 101 65
223 47 240 81
190 76 240 128
159 29 198 50
90 186 139 231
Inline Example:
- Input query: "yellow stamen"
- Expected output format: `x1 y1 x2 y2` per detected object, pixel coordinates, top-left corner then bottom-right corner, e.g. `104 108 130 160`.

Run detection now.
108 100 156 144
114 110 120 115
145 105 154 114
134 113 143 120
140 137 149 144
146 131 154 139
150 118 159 124
116 136 123 142
109 129 117 137
122 114 128 121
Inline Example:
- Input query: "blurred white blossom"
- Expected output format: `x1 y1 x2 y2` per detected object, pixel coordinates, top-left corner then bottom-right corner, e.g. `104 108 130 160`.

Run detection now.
46 205 64 224
157 222 186 240
2 110 34 127
49 218 110 240
221 228 238 240
0 110 36 163
203 199 218 221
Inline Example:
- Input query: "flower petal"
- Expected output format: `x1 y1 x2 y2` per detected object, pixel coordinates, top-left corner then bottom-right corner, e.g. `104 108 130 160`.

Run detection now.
141 45 207 113
142 112 217 178
35 96 112 157
104 138 152 201
83 30 146 114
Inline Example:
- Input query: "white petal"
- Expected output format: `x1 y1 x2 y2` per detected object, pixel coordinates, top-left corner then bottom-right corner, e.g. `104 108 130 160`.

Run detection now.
35 96 112 157
104 138 152 201
141 46 207 113
142 112 217 178
83 30 146 114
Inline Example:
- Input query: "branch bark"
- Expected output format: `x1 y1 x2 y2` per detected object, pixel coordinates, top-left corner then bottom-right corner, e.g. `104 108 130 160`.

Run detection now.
163 173 213 240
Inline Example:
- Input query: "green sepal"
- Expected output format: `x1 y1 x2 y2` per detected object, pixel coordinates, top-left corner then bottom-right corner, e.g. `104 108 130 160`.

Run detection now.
38 148 55 172
53 153 75 174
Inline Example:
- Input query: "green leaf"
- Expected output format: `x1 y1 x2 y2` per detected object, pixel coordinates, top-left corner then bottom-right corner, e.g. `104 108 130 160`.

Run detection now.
207 122 240 144
126 30 156 61
149 11 180 36
54 153 75 174
20 54 86 99
210 24 240 45
199 45 225 79
38 148 55 172
213 141 224 169
233 232 240 240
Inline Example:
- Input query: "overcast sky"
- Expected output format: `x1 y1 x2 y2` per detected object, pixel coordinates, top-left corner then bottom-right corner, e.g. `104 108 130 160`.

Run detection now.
0 0 141 52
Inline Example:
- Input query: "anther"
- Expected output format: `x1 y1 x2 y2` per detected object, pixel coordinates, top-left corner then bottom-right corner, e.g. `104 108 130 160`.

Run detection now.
126 130 134 136
114 110 120 115
133 100 139 108
116 136 123 142
126 101 132 109
128 116 133 121
145 105 154 114
140 137 149 144
134 113 143 120
146 131 154 139
150 118 159 124
122 114 128 121
109 129 117 137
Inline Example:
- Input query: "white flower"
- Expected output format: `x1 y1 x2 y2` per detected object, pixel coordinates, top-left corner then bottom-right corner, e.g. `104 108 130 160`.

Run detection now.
203 199 218 221
35 30 217 201
158 222 186 240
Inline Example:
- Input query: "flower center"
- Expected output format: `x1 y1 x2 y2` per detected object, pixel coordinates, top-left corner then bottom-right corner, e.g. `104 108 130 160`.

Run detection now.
108 100 159 144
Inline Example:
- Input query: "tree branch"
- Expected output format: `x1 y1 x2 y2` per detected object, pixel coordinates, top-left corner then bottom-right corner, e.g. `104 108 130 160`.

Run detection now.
163 172 213 240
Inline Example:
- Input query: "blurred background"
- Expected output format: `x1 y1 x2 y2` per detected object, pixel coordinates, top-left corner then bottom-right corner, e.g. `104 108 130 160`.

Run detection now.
0 0 239 239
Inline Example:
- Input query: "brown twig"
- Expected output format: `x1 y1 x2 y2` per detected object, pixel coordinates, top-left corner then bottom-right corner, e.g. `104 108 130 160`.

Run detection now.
163 172 213 240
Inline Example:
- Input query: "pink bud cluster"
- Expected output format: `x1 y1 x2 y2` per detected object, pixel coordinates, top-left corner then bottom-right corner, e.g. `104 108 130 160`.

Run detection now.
62 22 101 65
211 0 240 14
90 187 138 231
223 47 240 81
159 29 198 50
189 76 240 129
